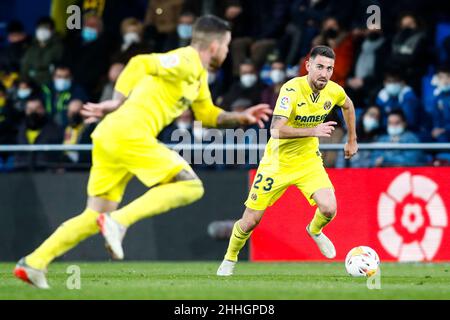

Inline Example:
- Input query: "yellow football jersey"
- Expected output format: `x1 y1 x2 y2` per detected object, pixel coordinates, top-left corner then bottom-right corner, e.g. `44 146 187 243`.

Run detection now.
92 46 223 140
261 76 347 166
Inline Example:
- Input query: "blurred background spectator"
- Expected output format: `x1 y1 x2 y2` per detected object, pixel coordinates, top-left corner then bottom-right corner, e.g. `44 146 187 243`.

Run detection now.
64 13 110 100
41 63 88 127
217 60 266 111
336 105 382 168
21 17 63 86
376 68 422 132
15 96 63 170
371 110 426 167
99 62 125 102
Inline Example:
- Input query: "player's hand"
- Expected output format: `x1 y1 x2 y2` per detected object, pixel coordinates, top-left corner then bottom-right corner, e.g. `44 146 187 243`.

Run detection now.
240 103 272 128
81 100 121 123
312 121 337 137
344 140 358 159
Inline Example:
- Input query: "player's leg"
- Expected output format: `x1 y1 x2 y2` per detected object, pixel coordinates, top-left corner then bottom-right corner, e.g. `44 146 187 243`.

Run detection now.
218 166 288 276
217 207 265 276
305 188 337 259
14 139 131 288
14 196 121 289
295 158 337 258
109 168 204 227
309 188 337 234
98 144 205 259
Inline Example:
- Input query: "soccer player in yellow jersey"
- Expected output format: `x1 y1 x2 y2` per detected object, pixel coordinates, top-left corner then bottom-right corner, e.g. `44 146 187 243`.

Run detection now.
14 15 271 288
217 46 358 276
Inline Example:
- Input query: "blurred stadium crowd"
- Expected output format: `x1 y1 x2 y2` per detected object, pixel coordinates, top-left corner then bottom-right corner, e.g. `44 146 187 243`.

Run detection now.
0 0 450 171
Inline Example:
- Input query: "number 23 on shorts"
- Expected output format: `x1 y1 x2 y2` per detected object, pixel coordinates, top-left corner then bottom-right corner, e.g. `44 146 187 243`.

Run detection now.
253 173 274 191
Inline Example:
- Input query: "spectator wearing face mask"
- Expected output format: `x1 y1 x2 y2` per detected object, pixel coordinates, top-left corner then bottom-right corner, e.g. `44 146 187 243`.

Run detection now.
336 105 382 168
389 12 428 93
299 16 354 87
100 62 125 102
15 96 63 170
63 100 96 165
346 27 389 108
41 64 88 128
371 109 426 167
64 14 110 100
112 17 152 64
376 68 422 133
11 78 41 118
261 60 287 109
217 60 266 111
163 12 196 51
430 65 450 163
21 17 63 86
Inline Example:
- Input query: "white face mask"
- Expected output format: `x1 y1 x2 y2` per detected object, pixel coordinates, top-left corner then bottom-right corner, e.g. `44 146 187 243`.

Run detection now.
270 69 286 84
385 83 402 96
240 74 257 88
36 27 51 42
17 88 32 99
363 116 379 132
123 32 140 45
387 125 404 136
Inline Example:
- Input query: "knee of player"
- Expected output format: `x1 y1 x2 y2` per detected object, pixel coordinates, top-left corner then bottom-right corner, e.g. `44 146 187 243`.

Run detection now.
318 202 337 219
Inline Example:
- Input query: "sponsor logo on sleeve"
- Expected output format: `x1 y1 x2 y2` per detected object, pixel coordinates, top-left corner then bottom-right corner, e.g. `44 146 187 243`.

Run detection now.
279 96 290 110
160 54 180 68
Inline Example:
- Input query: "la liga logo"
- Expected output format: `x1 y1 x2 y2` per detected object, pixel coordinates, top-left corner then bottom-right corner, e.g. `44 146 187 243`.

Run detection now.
377 172 448 261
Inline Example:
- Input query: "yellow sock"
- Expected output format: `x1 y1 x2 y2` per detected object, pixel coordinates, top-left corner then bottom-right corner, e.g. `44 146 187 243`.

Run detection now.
309 208 334 235
111 179 204 227
26 208 100 270
224 221 252 262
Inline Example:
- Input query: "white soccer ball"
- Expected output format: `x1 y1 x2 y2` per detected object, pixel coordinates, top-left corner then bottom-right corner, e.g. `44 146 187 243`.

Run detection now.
345 246 380 277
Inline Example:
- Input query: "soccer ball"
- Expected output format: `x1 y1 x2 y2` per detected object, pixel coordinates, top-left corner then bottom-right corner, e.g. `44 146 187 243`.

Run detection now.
345 246 380 277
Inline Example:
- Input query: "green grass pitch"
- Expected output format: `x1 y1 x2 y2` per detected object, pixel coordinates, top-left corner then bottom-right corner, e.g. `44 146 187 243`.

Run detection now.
1 261 450 299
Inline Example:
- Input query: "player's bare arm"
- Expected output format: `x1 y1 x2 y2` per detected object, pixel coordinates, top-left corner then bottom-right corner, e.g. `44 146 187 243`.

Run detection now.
341 95 358 159
216 103 272 128
270 114 337 139
81 90 127 123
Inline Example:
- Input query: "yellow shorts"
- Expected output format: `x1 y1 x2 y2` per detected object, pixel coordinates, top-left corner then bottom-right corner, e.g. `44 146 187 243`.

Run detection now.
87 133 192 203
244 156 334 211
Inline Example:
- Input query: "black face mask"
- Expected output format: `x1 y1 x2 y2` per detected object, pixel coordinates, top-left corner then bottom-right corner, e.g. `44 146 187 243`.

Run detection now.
399 27 415 38
68 113 83 127
367 32 382 41
323 28 338 39
26 112 47 130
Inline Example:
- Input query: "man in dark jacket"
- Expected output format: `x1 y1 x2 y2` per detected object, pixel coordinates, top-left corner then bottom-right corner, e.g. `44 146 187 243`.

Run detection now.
63 14 110 100
15 96 63 170
41 64 88 127
21 17 63 86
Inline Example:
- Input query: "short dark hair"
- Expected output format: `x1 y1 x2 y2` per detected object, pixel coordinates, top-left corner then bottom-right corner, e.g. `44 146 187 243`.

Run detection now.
309 45 335 60
54 62 72 73
191 14 230 48
7 20 24 34
436 64 450 75
36 16 55 30
384 66 405 81
26 95 45 106
388 109 406 122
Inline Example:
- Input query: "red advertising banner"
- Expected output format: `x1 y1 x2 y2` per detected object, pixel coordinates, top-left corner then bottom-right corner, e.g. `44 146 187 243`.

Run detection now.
249 167 450 262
